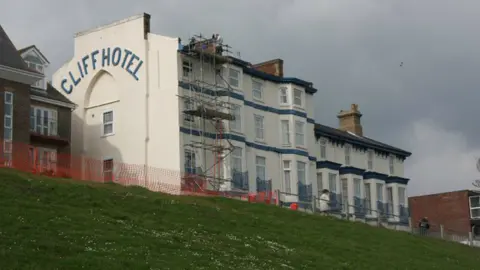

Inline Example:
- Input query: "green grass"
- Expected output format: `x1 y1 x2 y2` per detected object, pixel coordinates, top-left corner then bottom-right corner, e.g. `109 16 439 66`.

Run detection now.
0 169 478 270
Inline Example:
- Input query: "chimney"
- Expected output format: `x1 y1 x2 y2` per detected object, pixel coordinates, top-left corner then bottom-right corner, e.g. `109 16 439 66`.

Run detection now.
252 59 284 77
143 13 151 40
337 104 363 136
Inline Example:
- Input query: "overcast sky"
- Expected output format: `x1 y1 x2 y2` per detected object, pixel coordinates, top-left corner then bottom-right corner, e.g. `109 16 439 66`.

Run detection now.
2 0 479 196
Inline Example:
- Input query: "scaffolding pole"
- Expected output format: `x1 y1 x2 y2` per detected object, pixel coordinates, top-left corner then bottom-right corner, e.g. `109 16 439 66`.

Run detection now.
179 33 236 192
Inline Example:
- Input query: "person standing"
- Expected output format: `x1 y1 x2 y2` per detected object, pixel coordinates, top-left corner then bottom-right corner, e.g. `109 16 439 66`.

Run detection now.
319 189 330 215
418 217 430 236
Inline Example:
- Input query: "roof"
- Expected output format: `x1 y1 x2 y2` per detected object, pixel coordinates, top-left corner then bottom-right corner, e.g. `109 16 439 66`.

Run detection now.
31 83 75 105
178 46 317 94
17 45 50 64
409 189 480 199
228 57 317 95
314 123 412 158
0 24 32 72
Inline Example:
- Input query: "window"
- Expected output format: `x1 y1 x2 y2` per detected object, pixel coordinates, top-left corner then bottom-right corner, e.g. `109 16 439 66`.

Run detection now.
252 80 263 100
328 173 337 193
283 161 291 193
297 161 306 185
295 121 305 146
184 150 196 174
398 187 406 205
255 156 266 181
183 100 194 124
4 92 13 166
293 88 302 106
35 147 57 173
231 147 242 173
254 114 264 140
470 196 480 219
367 150 374 170
230 105 241 132
228 68 240 88
103 159 114 182
364 183 372 214
341 178 348 212
317 172 323 194
354 178 361 198
182 60 192 78
279 87 288 104
376 183 384 201
30 107 58 136
345 145 351 166
281 120 290 146
26 62 45 89
320 139 327 159
102 110 114 136
389 155 395 174
386 186 394 215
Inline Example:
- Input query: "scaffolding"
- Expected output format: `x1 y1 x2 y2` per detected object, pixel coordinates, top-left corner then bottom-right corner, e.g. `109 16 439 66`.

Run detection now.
178 34 237 192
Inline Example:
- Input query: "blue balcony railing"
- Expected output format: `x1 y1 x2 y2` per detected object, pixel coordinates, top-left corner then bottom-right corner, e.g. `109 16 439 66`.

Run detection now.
185 167 196 174
354 196 365 217
232 170 249 191
256 177 272 193
298 182 312 202
399 204 410 224
329 192 342 213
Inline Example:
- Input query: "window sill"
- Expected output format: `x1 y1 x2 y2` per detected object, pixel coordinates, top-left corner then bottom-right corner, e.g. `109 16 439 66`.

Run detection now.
252 97 264 104
254 139 266 144
296 145 307 151
281 143 292 148
183 122 197 129
293 105 305 111
279 103 290 108
230 130 243 136
101 133 115 138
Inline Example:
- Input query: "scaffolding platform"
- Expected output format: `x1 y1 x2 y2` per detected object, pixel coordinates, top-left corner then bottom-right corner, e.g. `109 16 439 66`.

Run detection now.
184 106 235 121
182 39 232 65
185 141 233 153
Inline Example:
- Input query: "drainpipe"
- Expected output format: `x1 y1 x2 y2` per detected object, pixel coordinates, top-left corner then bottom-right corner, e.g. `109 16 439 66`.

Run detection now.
144 38 150 187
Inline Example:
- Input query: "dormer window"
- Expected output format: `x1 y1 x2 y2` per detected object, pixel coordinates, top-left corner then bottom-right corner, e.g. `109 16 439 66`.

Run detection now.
25 61 44 74
19 45 50 91
25 61 46 90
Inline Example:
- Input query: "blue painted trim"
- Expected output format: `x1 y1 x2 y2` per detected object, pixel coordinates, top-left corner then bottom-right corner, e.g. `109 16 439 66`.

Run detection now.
179 81 316 123
178 49 317 94
363 171 389 181
339 166 365 176
229 57 317 95
316 160 342 170
180 127 317 160
386 176 410 185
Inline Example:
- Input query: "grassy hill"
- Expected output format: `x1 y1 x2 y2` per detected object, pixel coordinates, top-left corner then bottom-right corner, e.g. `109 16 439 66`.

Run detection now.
0 169 479 270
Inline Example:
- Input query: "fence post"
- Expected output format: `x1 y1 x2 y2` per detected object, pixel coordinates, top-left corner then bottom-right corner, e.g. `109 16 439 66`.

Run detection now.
275 189 280 207
440 225 444 239
408 217 413 233
377 211 381 227
346 201 350 221
469 232 473 246
311 195 316 213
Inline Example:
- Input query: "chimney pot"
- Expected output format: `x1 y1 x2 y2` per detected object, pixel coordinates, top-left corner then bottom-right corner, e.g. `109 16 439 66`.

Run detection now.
337 103 363 136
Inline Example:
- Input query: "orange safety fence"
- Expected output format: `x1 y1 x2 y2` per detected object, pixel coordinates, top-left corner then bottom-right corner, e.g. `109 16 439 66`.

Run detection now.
1 141 277 205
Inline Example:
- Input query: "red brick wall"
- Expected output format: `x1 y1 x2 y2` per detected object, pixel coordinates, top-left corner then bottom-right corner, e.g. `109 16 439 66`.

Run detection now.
253 59 284 77
409 190 471 234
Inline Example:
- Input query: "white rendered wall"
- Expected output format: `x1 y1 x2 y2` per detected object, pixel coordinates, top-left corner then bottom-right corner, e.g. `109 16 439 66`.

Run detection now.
53 14 182 188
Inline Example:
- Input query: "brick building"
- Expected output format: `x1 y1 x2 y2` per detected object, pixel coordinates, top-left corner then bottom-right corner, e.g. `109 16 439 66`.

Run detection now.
0 25 74 173
409 190 480 236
